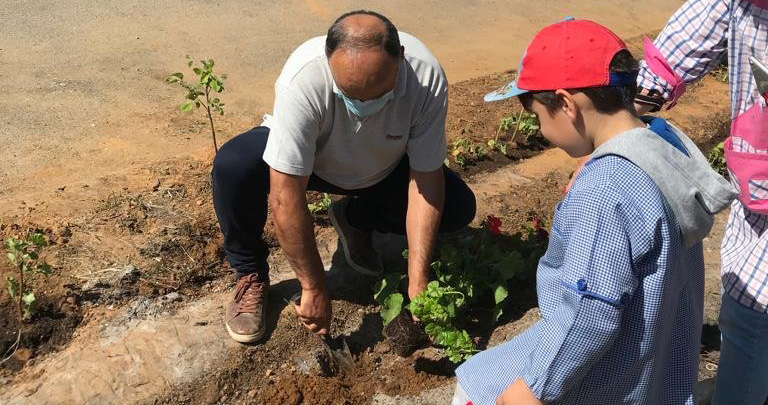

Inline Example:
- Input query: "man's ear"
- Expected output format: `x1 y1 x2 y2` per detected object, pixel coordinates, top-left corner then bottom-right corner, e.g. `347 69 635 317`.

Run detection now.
555 89 579 121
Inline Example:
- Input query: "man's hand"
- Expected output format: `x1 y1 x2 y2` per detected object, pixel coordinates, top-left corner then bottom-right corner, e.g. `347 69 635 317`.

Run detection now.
496 379 542 405
294 287 331 335
269 168 329 335
405 168 445 305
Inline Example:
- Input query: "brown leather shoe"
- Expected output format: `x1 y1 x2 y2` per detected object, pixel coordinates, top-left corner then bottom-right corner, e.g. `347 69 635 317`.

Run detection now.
225 274 268 343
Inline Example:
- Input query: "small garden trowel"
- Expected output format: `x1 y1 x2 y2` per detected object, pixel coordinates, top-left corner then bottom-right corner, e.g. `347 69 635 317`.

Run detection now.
749 56 768 104
290 292 354 374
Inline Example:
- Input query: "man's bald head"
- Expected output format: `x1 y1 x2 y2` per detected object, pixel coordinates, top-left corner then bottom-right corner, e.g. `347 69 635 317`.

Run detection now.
326 11 403 101
325 10 401 59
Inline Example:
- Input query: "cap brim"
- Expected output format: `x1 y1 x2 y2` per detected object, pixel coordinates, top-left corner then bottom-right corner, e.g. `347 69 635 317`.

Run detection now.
484 80 529 102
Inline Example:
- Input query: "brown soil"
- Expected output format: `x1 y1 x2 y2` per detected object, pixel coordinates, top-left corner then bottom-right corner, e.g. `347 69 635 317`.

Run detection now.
0 293 82 374
0 224 83 374
445 71 549 177
150 300 451 405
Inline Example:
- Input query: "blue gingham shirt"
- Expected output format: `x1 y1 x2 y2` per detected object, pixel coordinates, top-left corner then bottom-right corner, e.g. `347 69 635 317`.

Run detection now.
636 0 768 313
456 156 704 404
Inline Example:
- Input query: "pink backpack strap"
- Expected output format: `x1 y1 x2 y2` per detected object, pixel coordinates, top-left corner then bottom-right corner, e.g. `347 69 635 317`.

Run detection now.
725 136 768 214
747 0 768 9
643 37 687 109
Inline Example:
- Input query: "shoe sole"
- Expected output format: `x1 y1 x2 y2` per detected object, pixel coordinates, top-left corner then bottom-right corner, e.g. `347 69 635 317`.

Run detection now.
225 322 265 343
329 200 383 277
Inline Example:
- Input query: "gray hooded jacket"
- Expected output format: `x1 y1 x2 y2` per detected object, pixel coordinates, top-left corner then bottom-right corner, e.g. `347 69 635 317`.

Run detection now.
591 118 737 247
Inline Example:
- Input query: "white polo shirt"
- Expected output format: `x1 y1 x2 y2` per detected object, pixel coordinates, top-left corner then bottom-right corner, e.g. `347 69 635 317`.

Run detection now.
262 32 448 190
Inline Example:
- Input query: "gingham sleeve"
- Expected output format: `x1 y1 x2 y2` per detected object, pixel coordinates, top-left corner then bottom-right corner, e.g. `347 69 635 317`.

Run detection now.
520 186 643 401
636 0 730 110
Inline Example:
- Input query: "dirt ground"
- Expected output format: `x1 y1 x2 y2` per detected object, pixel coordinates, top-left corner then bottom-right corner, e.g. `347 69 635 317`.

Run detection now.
1 1 740 402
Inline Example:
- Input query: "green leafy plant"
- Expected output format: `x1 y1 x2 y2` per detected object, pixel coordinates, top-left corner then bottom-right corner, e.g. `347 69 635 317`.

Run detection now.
307 193 332 215
375 215 548 363
166 56 227 152
5 233 52 320
2 233 52 365
374 271 406 325
508 110 540 143
449 137 487 169
708 141 728 178
488 117 514 155
488 111 541 156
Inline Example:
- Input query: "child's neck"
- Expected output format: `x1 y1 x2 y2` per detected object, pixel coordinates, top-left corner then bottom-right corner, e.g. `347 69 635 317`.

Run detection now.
590 110 646 150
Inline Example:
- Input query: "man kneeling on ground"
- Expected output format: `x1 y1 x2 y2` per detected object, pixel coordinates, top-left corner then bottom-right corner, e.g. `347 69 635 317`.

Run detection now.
211 10 476 343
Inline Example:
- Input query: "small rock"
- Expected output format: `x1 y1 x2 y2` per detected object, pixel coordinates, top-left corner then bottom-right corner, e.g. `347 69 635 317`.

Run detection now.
196 199 204 206
248 389 257 398
265 369 274 377
65 296 76 305
13 348 33 363
161 292 182 303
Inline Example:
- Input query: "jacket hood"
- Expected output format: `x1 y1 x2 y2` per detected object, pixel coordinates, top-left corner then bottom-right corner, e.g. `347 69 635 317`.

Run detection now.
591 118 736 247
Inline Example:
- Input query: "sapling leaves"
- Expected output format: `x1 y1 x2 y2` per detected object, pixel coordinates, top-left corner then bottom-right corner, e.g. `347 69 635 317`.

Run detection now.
6 276 18 298
375 273 405 325
22 293 36 319
167 56 226 153
307 193 332 215
4 233 52 320
381 293 404 326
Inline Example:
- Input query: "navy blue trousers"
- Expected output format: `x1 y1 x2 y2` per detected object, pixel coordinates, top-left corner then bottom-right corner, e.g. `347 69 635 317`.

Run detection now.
211 127 476 281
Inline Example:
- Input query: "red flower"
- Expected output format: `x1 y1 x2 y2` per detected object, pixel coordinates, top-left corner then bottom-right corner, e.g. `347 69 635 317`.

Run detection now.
486 215 502 236
533 216 549 241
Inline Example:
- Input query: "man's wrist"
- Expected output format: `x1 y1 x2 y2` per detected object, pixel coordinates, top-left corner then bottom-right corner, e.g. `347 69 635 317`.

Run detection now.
299 271 327 292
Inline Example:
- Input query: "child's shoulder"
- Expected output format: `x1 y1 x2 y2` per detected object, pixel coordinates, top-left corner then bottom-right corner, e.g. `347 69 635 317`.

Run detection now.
559 155 677 257
566 155 669 218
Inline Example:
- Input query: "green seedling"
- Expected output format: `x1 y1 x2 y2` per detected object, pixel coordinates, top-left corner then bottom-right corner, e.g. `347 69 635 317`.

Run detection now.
489 111 541 156
450 137 487 169
5 233 52 320
488 116 515 155
2 233 52 366
307 193 332 215
509 110 540 143
167 56 227 153
708 141 728 178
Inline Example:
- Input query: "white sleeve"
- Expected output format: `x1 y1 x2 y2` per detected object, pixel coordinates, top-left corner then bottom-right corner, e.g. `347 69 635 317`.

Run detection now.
406 69 448 172
262 84 320 176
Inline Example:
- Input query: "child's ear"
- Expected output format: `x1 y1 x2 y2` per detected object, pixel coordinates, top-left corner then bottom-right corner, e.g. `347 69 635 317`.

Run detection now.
555 89 579 121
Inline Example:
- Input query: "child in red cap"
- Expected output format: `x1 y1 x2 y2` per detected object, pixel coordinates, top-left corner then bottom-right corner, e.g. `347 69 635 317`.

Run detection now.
453 19 735 404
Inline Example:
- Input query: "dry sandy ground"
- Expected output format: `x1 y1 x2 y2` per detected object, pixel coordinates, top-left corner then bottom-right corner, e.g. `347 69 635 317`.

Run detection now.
1 0 684 217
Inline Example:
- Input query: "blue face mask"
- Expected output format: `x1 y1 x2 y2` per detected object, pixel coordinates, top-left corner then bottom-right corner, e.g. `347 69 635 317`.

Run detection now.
336 88 394 118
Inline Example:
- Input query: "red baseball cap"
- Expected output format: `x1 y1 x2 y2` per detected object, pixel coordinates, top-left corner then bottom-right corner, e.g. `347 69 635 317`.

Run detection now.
485 19 636 102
